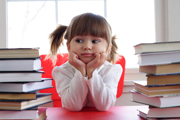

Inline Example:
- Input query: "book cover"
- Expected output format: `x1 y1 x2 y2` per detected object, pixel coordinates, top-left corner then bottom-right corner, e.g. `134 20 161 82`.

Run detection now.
0 79 53 92
134 41 180 54
137 51 180 66
133 81 180 96
139 63 180 74
0 47 40 50
0 71 44 82
0 47 40 58
0 93 52 110
0 57 41 60
137 108 180 119
34 107 47 120
0 93 52 102
146 73 180 86
0 91 37 100
0 57 42 71
131 90 180 108
0 107 38 119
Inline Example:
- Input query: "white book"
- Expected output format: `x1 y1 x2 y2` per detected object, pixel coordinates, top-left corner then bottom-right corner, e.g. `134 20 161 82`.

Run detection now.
0 71 44 82
134 41 180 54
131 90 180 108
138 107 180 119
0 79 53 92
0 57 41 71
137 51 180 66
0 109 38 119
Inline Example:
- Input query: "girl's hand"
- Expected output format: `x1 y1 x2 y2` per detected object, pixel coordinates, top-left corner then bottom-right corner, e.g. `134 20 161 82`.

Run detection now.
69 52 86 76
87 52 107 79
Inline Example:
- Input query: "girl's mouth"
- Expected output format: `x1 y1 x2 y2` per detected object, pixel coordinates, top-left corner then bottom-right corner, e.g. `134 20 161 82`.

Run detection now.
81 53 94 57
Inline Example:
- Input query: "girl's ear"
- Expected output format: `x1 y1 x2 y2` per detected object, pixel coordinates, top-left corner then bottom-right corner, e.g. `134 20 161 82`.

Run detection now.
107 43 112 55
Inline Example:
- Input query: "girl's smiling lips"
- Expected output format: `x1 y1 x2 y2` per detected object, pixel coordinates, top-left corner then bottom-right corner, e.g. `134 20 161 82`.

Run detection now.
81 53 94 57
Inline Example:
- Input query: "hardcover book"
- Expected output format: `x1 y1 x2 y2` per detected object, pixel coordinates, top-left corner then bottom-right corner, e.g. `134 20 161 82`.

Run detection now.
0 91 37 100
139 63 180 74
131 90 180 108
133 81 180 96
0 47 40 58
0 107 38 119
0 57 42 71
0 79 53 92
137 107 180 119
0 71 44 82
146 73 180 86
34 107 47 120
0 93 52 110
134 41 180 54
137 51 180 66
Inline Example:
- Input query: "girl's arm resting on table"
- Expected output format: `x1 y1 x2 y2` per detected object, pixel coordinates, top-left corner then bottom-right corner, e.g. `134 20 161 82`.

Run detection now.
52 67 88 111
86 64 123 111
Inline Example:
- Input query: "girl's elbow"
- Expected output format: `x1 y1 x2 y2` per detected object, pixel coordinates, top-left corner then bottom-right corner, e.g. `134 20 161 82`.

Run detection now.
96 101 115 111
66 105 83 112
97 106 110 111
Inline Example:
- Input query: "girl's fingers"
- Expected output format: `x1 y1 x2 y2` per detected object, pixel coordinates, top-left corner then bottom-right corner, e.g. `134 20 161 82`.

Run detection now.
100 52 107 61
94 53 100 62
72 52 78 59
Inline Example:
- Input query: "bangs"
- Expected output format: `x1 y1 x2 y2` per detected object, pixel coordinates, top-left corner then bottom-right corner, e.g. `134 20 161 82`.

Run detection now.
67 13 111 41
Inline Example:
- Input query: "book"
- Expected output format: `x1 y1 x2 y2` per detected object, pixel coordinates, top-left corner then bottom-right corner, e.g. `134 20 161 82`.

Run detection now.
0 93 52 110
133 81 180 96
0 79 53 92
137 107 180 119
0 47 40 58
139 63 180 74
0 107 38 119
134 41 180 54
0 108 47 120
131 90 180 108
0 71 44 82
137 51 180 66
0 92 37 100
137 108 157 120
146 73 180 86
34 108 47 120
0 57 42 71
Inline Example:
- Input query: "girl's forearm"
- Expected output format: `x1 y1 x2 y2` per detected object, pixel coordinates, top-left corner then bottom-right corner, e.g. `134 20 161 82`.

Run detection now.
77 67 86 77
87 68 94 79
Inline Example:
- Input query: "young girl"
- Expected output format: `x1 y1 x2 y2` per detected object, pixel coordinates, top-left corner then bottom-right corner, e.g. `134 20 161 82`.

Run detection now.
49 13 123 111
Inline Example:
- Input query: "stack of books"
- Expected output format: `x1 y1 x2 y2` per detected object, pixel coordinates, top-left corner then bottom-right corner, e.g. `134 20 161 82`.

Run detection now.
131 41 180 120
0 47 53 120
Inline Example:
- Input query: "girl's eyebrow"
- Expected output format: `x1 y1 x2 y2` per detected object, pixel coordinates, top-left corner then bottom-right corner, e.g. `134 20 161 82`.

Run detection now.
93 37 104 41
74 36 83 39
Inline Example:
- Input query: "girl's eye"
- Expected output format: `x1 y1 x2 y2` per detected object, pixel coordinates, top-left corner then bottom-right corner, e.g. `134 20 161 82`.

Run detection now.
76 39 83 43
92 40 99 43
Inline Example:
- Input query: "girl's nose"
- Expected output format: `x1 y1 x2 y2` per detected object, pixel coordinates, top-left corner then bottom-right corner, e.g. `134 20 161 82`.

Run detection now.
83 42 92 50
84 47 91 50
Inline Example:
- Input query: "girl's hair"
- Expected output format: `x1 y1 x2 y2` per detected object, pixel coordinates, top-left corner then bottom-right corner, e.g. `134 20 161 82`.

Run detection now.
48 13 119 65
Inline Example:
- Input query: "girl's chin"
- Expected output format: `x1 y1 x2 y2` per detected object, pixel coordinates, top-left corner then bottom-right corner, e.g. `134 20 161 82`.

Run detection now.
81 58 94 64
82 60 91 64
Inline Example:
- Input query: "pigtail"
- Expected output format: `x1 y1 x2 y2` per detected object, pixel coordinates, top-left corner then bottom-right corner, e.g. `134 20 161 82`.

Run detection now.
108 35 119 64
46 25 67 65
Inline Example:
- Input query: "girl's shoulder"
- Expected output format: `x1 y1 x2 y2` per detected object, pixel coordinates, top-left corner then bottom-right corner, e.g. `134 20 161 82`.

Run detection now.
52 61 76 78
59 61 71 68
99 61 122 72
104 61 122 68
52 61 70 71
53 61 77 73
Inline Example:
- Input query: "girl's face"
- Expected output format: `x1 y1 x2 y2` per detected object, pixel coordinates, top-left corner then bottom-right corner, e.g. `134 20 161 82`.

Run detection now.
67 35 110 64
